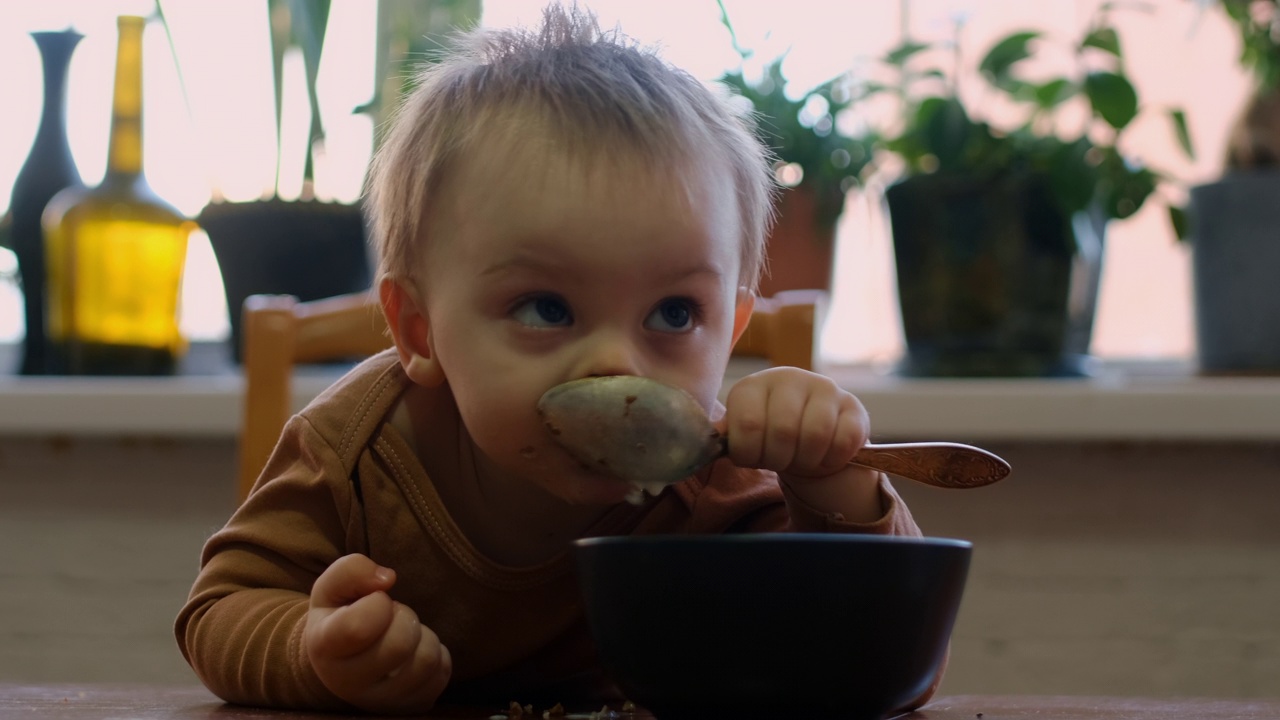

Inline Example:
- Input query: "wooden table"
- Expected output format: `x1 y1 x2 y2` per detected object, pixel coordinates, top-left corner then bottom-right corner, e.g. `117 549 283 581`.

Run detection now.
3 684 1279 719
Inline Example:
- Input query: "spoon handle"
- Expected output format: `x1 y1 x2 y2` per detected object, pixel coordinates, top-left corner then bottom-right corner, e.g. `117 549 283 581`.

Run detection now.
851 442 1010 489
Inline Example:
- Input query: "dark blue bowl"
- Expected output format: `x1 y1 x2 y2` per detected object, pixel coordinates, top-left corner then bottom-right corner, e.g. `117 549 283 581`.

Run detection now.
573 534 971 720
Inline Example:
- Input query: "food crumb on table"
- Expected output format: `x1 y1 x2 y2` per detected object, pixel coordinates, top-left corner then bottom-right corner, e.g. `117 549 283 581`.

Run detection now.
504 700 534 717
496 701 634 720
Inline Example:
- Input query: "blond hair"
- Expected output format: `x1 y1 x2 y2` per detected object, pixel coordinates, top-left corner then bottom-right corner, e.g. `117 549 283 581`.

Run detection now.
366 3 776 290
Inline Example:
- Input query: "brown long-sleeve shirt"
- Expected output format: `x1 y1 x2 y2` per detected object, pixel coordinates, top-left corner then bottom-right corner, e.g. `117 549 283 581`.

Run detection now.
175 350 933 712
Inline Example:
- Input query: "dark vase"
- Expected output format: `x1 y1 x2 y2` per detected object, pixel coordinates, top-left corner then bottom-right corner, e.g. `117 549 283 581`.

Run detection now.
8 29 84 375
886 171 1106 378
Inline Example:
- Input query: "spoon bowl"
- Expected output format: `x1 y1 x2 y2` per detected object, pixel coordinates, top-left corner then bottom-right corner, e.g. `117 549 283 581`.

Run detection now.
537 375 1010 497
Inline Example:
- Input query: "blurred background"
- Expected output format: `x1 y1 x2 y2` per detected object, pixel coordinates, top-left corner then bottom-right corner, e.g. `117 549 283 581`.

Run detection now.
0 0 1248 366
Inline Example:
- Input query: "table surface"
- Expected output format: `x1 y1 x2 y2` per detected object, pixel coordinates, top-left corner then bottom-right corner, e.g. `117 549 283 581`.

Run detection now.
3 684 1279 720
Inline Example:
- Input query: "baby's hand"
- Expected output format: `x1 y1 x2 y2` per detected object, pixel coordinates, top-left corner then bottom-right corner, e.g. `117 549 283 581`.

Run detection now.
305 554 452 714
719 366 869 479
720 366 884 523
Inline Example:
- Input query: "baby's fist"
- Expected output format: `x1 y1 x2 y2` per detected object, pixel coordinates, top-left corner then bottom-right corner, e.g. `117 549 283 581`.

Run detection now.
306 554 452 714
720 366 868 479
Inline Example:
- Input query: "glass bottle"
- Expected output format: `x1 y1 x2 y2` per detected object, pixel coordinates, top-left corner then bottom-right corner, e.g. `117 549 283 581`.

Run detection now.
42 15 194 375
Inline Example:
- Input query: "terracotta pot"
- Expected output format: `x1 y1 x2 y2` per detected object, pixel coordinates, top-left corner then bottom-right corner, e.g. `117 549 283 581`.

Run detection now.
758 185 836 297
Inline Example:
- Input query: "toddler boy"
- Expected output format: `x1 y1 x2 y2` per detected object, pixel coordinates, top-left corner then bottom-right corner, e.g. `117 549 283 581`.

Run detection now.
176 3 934 714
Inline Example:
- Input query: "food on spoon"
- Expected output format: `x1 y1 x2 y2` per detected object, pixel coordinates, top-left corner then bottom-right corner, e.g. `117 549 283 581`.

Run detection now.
537 376 724 501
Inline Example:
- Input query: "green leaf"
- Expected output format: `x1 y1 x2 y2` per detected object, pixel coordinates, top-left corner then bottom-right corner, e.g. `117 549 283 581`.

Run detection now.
1002 78 1038 102
851 81 893 101
979 31 1040 91
918 68 947 81
716 0 750 60
1084 71 1138 130
1098 151 1157 220
1013 77 1075 109
1080 26 1122 57
1219 0 1250 24
1168 203 1191 241
1169 108 1195 160
884 40 931 66
1028 78 1078 109
916 97 973 170
1046 138 1098 214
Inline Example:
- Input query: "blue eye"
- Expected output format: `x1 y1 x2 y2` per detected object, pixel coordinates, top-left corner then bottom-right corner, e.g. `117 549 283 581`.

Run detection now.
646 298 696 332
513 295 572 327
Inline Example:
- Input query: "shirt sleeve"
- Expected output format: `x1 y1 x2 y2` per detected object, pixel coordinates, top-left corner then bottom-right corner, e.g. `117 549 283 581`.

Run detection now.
174 415 362 712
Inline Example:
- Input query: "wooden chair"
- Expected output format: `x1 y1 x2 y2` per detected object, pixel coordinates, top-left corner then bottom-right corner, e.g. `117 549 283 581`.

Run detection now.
732 288 824 372
235 288 825 503
237 291 392 503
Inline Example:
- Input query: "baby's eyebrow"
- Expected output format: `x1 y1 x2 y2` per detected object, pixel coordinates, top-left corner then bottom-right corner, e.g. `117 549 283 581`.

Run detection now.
480 254 724 282
658 263 724 283
478 254 563 278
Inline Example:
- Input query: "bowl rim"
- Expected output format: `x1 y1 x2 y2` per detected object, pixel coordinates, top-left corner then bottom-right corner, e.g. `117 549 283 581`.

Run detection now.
574 533 972 551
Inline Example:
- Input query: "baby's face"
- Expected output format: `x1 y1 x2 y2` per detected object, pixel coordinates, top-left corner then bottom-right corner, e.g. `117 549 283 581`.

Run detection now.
415 143 747 505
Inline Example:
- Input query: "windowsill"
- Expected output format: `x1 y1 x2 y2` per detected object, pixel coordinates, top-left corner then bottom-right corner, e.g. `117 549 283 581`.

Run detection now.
1 342 1279 441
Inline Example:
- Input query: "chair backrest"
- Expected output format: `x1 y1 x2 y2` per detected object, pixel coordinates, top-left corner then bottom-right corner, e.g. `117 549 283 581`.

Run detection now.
237 291 392 502
731 288 823 372
235 288 824 503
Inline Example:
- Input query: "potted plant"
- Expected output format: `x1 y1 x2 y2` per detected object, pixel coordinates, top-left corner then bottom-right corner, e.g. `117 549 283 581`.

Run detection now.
158 0 480 361
156 0 367 361
864 9 1193 377
1187 0 1280 375
715 1 875 297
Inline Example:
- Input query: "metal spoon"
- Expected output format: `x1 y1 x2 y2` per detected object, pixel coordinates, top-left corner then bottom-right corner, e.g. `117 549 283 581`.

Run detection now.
537 376 1010 496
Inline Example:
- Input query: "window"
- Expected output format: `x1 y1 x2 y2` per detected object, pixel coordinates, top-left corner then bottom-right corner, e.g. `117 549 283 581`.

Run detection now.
0 0 1246 363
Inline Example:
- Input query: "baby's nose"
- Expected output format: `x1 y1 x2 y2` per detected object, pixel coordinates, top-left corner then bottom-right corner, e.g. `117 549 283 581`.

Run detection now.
578 331 642 379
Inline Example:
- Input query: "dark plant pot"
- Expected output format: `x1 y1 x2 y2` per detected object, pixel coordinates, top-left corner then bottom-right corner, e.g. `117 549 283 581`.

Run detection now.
198 198 373 362
1189 172 1280 375
885 172 1105 377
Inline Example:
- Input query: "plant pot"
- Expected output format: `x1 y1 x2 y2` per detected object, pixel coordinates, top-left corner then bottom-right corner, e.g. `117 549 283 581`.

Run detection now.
1189 172 1280 375
885 172 1105 377
757 185 836 297
198 198 373 362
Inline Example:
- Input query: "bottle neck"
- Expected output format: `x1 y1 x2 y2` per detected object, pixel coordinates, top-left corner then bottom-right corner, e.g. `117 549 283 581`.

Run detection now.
106 15 146 179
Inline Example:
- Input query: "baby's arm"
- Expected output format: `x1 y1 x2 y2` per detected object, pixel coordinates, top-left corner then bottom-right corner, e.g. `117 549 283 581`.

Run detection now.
176 415 449 713
306 554 452 714
719 366 883 523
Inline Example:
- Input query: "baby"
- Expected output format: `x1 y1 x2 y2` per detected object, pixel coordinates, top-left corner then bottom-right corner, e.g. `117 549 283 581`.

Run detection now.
176 3 935 715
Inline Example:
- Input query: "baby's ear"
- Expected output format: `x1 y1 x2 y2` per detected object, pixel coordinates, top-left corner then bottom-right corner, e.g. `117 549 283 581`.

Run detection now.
730 287 756 347
379 277 446 387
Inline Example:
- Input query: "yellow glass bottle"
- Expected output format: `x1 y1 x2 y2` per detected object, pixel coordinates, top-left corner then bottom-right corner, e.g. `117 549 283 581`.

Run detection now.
43 15 194 375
